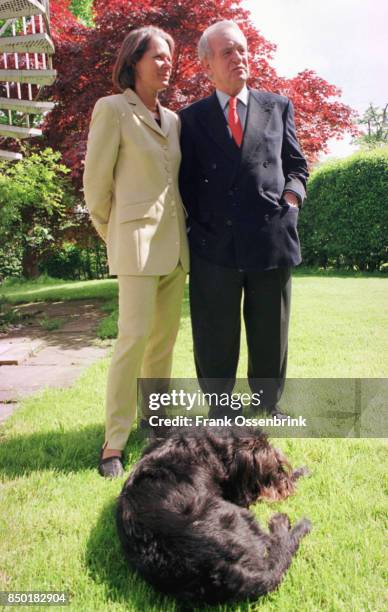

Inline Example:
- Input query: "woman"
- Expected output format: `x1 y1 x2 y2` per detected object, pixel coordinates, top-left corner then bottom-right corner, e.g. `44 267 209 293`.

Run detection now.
83 26 189 477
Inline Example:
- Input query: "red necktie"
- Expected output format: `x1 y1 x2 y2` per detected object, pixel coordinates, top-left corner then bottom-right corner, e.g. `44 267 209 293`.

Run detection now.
228 96 243 147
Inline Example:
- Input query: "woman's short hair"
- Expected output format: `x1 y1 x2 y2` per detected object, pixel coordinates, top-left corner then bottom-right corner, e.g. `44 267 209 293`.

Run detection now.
112 26 174 91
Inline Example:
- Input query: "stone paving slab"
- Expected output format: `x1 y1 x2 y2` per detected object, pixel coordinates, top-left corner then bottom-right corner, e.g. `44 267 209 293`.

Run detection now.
0 337 44 365
0 364 86 401
26 343 109 366
0 299 113 423
0 341 16 355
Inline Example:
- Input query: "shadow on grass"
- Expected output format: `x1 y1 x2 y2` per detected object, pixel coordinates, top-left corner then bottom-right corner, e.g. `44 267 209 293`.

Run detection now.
86 497 181 612
0 424 145 478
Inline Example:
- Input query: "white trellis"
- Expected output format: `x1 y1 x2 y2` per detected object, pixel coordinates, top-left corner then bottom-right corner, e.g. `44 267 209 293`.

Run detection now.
0 0 56 160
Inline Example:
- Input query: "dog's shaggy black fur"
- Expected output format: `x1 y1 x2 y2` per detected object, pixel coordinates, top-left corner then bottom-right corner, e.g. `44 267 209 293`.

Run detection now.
117 427 311 605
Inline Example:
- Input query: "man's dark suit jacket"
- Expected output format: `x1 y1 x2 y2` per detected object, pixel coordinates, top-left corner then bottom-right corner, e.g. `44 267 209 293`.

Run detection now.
179 89 309 270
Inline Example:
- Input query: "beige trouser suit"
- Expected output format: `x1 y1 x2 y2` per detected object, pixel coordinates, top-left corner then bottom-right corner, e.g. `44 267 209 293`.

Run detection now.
83 88 189 450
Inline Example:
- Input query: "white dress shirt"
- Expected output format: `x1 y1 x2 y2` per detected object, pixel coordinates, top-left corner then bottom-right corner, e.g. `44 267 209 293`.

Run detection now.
216 85 249 135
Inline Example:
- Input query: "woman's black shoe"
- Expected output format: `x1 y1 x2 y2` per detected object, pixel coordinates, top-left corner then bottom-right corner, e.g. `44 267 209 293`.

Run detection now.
98 449 124 478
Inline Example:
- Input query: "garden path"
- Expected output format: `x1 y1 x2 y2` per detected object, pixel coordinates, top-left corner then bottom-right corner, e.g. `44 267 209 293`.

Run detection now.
0 300 111 423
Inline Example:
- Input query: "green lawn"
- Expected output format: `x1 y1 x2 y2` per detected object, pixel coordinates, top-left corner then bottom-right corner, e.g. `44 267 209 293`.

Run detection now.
0 272 387 611
2 272 387 377
1 275 118 303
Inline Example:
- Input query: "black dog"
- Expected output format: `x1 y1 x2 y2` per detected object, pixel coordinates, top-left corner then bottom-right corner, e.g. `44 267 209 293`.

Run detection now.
117 427 311 605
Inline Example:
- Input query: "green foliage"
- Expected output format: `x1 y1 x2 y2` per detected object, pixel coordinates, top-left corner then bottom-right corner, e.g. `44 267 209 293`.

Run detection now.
69 0 94 25
38 316 64 331
299 148 388 271
0 243 23 279
41 241 108 280
96 299 118 339
354 103 388 149
0 149 77 279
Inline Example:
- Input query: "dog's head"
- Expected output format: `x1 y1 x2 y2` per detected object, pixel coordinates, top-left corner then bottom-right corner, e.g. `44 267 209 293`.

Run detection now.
224 429 295 506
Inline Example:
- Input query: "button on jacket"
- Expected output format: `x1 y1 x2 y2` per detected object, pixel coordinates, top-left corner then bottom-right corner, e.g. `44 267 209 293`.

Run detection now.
83 88 189 276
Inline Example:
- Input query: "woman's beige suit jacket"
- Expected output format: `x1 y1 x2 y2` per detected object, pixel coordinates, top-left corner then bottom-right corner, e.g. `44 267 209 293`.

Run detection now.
83 88 189 276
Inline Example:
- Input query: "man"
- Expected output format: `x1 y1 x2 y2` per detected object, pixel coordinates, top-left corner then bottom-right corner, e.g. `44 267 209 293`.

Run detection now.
179 20 308 417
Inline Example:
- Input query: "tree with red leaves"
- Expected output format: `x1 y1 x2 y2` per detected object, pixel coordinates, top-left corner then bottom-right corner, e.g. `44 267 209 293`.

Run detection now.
46 0 355 187
50 0 86 43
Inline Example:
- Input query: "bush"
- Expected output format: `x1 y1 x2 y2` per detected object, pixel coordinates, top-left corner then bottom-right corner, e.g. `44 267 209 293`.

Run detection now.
41 241 108 280
0 148 77 279
299 148 388 270
0 244 23 281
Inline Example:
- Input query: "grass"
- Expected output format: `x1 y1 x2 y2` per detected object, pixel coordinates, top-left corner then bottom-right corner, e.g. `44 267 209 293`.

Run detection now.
1 275 118 336
1 275 118 303
96 299 118 339
2 272 387 377
38 316 65 331
0 271 387 610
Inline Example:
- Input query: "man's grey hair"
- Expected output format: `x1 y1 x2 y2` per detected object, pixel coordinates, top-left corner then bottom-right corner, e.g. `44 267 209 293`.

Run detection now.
197 20 247 61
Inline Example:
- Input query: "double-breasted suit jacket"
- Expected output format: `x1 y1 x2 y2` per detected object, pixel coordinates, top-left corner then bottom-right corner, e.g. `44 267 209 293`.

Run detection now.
179 89 308 271
83 88 189 276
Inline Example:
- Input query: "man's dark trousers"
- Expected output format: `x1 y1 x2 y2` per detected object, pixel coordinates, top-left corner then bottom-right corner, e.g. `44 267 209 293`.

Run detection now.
190 251 291 412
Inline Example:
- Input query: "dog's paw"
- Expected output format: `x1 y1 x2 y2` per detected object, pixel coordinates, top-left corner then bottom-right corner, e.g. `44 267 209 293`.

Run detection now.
269 512 291 534
292 466 310 480
293 517 312 538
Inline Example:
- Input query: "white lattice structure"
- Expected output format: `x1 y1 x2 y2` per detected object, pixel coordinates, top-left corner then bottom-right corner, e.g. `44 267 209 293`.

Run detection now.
0 0 56 160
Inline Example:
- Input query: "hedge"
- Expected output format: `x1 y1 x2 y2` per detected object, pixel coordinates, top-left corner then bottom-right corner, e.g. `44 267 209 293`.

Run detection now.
298 148 388 270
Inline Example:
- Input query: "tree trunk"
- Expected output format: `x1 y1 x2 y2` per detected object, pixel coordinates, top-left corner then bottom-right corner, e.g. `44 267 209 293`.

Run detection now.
22 249 40 279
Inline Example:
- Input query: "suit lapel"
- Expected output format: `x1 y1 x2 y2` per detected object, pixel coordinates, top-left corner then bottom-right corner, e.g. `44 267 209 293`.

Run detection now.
123 88 167 138
158 104 171 137
241 89 275 161
197 93 238 161
195 90 275 184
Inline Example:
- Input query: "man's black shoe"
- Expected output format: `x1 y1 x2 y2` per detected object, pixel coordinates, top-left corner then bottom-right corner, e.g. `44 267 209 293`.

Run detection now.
249 403 289 420
268 405 289 421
